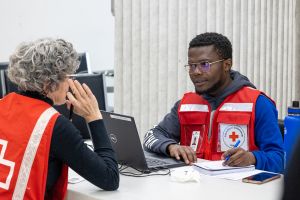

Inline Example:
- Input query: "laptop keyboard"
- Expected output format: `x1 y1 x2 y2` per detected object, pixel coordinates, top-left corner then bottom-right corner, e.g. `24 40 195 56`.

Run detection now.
146 157 169 168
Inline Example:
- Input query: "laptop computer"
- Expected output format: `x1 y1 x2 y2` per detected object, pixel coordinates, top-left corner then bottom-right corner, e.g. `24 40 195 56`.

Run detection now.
101 111 186 172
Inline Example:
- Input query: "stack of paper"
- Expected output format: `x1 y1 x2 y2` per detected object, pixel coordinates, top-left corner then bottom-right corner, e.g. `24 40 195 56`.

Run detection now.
193 160 255 176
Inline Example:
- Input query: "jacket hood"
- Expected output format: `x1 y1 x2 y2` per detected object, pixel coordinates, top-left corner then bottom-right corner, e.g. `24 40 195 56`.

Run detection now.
202 70 256 110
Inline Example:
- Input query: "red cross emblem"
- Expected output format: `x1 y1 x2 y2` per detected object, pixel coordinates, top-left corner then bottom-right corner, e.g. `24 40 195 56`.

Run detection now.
229 131 239 142
0 139 15 190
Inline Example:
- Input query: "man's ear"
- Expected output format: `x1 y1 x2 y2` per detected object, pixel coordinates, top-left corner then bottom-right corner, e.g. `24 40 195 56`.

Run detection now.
223 58 232 72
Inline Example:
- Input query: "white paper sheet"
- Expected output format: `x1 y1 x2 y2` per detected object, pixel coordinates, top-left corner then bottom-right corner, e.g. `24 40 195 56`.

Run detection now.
213 170 263 180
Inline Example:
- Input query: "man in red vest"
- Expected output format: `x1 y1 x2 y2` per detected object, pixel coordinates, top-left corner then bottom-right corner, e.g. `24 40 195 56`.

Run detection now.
143 32 284 173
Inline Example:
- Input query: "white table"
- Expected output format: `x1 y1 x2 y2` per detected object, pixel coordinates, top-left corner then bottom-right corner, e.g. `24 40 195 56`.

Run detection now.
67 166 283 200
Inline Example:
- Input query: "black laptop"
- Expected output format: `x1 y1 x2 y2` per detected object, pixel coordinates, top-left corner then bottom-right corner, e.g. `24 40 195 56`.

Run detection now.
101 111 185 172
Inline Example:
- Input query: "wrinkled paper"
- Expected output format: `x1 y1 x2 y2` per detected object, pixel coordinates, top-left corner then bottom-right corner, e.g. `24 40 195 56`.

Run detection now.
170 167 201 183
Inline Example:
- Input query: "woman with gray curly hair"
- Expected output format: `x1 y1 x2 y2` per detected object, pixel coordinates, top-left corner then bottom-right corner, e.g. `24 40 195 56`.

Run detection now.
0 38 119 200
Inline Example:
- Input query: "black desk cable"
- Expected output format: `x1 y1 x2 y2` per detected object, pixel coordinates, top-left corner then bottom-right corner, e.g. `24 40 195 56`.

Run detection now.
118 165 170 177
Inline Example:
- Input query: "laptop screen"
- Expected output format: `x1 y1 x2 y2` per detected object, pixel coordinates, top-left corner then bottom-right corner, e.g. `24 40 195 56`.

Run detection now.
101 111 186 171
101 111 149 170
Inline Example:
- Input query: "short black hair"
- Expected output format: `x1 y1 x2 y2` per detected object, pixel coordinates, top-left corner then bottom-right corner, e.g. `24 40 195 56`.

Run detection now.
189 32 232 59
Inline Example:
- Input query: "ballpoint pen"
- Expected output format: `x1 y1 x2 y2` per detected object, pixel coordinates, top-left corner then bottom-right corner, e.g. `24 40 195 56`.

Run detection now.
69 104 74 121
225 139 241 162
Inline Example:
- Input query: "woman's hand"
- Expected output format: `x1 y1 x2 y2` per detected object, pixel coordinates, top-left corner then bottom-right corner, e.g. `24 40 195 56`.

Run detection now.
66 79 102 123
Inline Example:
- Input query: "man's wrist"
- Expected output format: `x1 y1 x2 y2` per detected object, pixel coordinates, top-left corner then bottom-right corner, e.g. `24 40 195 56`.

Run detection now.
166 144 178 155
166 144 172 155
248 152 256 165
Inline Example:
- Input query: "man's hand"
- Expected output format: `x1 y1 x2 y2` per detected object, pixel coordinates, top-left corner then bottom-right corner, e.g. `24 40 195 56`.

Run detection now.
167 144 197 164
221 147 256 167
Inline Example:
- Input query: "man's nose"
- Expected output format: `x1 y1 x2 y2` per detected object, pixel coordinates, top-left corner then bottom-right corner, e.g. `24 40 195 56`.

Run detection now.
193 66 204 74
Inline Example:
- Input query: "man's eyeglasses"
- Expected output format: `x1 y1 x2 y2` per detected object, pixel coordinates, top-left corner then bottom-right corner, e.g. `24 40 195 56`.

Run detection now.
184 59 224 73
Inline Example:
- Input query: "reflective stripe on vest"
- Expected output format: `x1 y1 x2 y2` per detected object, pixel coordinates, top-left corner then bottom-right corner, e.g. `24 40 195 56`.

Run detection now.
219 103 253 112
180 104 209 112
12 107 57 200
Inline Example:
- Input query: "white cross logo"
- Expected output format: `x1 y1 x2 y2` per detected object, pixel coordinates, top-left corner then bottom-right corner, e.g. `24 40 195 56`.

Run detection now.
0 139 15 190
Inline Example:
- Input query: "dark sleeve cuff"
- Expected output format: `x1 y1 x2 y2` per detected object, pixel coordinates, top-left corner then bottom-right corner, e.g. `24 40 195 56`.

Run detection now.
88 119 113 150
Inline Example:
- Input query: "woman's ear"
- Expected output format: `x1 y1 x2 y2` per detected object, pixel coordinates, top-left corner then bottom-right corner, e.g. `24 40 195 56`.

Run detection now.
223 58 232 72
42 80 52 96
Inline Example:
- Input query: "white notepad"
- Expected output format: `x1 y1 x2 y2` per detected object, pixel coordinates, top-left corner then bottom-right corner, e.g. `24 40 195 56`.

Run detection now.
193 160 255 176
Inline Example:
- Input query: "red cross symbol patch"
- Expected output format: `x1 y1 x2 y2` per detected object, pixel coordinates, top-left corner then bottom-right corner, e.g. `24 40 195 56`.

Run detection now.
0 139 15 190
229 131 239 142
219 124 248 151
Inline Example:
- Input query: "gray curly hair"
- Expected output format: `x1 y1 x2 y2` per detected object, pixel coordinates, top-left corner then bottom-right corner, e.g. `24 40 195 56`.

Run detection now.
8 38 79 94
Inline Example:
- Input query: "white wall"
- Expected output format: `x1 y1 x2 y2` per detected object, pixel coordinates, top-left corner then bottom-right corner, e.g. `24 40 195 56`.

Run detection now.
0 0 114 71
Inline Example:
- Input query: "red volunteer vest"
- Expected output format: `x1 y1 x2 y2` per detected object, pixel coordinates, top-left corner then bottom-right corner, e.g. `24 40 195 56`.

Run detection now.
0 93 68 200
178 86 271 160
